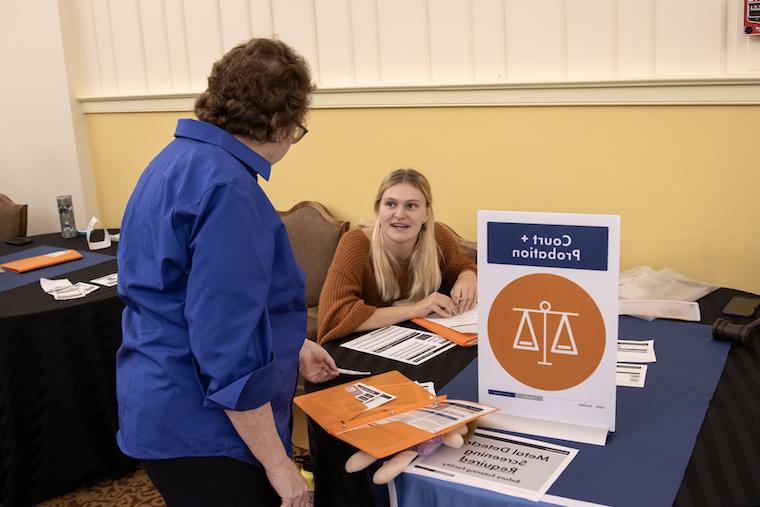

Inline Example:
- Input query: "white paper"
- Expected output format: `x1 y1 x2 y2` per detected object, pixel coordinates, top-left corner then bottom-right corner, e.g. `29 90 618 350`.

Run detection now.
47 250 71 258
340 325 455 365
619 266 716 302
337 368 372 376
406 428 578 502
86 216 112 250
618 299 700 322
425 308 478 329
40 277 73 293
51 282 99 300
387 400 496 434
478 413 609 447
345 382 396 410
616 340 656 363
616 363 647 388
415 381 437 395
90 273 118 287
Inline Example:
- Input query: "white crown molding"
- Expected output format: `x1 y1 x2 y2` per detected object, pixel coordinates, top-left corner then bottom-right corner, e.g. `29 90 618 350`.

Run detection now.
78 77 760 113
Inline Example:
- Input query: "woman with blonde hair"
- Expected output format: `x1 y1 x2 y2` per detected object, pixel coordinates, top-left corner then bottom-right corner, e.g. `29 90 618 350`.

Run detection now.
317 168 477 344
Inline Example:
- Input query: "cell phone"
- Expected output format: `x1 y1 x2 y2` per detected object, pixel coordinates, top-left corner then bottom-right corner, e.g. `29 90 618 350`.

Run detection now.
722 296 760 318
5 237 33 246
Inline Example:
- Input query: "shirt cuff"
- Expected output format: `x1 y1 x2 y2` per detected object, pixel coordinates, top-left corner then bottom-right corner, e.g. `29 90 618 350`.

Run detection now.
203 358 283 411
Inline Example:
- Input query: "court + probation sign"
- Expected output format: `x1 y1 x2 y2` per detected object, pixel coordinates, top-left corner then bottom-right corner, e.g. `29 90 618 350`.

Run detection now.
477 211 620 443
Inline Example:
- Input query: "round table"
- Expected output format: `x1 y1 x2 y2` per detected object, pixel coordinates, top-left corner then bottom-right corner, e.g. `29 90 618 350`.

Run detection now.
0 233 135 506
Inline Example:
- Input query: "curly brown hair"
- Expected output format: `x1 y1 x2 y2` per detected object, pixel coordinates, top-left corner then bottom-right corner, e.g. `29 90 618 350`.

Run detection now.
195 38 314 143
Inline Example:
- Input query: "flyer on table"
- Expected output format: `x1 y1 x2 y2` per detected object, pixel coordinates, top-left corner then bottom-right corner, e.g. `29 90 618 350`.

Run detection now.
477 211 620 432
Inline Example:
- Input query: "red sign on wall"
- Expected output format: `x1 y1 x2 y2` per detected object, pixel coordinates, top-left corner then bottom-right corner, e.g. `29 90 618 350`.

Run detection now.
745 0 760 35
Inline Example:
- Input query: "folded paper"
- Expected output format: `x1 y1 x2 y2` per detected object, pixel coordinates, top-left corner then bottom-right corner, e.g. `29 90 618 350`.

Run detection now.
295 370 495 458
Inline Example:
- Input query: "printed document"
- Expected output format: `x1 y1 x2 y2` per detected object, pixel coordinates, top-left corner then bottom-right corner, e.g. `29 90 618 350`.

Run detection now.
341 325 455 365
406 428 577 501
617 340 656 363
345 382 396 410
616 363 648 388
386 400 494 434
424 307 479 333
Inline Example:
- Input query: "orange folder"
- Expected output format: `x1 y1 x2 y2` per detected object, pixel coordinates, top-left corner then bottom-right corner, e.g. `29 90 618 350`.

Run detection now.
412 318 478 347
0 249 83 273
295 371 494 458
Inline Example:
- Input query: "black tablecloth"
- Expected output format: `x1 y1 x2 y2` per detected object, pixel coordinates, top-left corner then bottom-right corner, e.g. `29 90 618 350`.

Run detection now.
0 233 135 506
308 288 760 507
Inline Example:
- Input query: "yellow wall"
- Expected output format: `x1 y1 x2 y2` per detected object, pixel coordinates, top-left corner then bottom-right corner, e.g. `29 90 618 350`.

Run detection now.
86 106 760 293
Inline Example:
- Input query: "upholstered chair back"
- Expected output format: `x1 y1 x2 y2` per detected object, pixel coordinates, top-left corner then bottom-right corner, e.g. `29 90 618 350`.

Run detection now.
0 194 28 242
438 222 477 262
279 201 349 340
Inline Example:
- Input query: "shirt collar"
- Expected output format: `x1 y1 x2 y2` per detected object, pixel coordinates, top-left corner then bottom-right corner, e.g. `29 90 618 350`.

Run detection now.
174 119 272 181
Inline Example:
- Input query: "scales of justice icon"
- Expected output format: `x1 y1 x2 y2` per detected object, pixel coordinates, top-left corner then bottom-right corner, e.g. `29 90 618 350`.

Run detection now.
512 301 579 366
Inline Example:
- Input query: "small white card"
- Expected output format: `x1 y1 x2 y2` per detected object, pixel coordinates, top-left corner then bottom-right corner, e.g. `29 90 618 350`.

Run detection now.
616 363 648 388
40 277 73 293
617 339 656 363
91 273 118 287
345 382 396 410
52 282 99 300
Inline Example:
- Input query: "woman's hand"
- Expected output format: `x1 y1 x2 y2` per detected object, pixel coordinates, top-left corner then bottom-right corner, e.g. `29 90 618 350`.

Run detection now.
411 292 457 319
265 453 309 507
299 340 339 383
450 270 477 313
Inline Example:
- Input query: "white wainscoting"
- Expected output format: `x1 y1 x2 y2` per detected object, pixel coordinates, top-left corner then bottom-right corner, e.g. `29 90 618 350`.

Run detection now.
65 0 760 110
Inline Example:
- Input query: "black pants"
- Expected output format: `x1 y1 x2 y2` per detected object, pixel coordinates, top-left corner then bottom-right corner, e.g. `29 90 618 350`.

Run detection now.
142 456 280 507
308 419 390 507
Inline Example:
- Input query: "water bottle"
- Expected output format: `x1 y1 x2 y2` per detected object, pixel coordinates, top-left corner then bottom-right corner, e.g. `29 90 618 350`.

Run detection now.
57 195 77 238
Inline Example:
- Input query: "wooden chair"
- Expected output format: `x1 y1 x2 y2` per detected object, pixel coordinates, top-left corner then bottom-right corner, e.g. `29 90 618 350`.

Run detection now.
0 194 28 242
279 201 349 341
438 222 477 262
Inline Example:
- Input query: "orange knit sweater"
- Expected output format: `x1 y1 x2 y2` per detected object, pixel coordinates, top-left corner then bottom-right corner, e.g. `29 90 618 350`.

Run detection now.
317 222 476 344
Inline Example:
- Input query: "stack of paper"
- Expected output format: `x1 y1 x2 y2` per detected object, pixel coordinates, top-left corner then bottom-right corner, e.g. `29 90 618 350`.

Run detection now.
616 339 656 388
413 307 478 347
40 278 99 300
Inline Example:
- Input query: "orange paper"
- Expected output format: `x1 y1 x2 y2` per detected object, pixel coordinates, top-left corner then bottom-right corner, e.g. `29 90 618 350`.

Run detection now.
295 371 493 458
0 249 82 273
412 318 478 347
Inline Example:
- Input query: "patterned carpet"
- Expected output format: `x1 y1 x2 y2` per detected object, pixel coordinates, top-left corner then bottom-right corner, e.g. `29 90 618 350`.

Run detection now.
35 406 311 506
36 468 164 507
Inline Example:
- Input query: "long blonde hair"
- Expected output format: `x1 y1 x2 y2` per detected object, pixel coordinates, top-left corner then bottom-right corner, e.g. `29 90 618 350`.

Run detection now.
370 169 441 303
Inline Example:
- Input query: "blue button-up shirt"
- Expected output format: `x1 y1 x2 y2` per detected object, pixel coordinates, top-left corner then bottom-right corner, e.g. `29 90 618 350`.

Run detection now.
116 119 306 465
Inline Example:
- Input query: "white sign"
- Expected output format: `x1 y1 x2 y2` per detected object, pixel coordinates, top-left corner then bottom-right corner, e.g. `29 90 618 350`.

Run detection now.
477 211 620 436
406 428 578 501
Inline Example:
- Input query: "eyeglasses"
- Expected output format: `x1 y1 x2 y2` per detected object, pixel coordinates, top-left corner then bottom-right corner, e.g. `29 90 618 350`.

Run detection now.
292 122 308 144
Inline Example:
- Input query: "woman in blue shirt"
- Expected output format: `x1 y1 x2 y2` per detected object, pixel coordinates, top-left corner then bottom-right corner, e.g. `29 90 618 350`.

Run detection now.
117 38 338 507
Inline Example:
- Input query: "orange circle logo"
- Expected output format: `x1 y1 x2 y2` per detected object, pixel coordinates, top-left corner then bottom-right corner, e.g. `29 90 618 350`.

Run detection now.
487 273 605 391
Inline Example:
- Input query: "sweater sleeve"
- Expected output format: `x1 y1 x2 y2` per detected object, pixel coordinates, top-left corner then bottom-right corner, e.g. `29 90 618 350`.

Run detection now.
435 223 477 290
317 231 378 344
